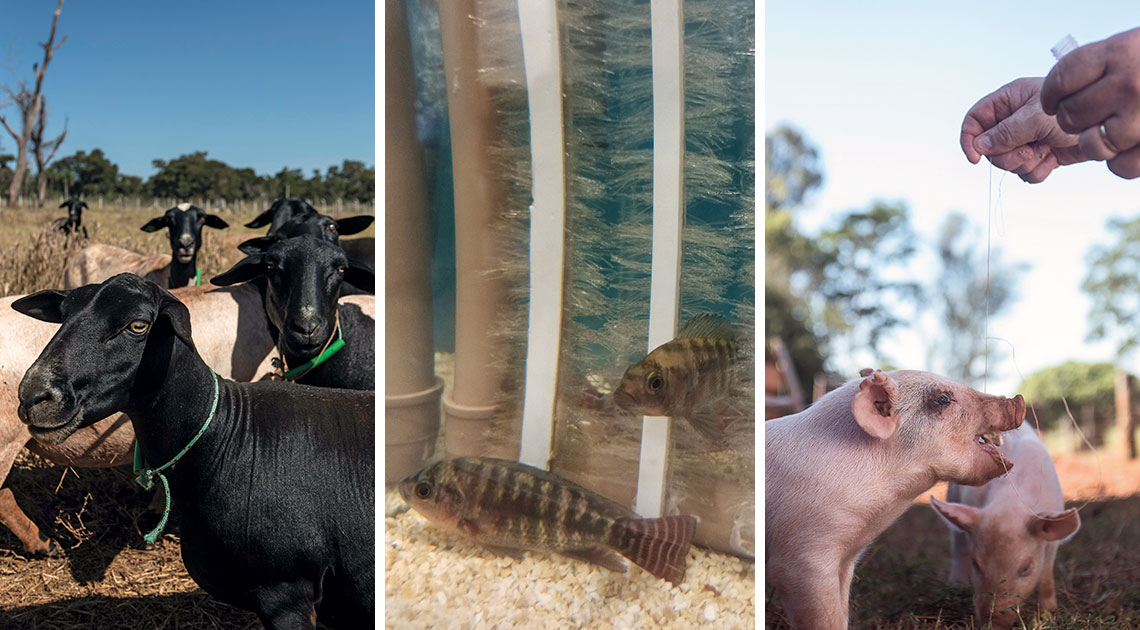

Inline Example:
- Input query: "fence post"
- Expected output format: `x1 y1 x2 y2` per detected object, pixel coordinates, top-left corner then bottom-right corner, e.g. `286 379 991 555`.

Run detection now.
1117 371 1137 459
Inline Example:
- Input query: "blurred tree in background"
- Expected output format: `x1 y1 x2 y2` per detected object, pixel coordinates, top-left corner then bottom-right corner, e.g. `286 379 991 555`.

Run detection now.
1084 215 1140 357
930 212 1026 386
765 124 922 384
1019 361 1116 443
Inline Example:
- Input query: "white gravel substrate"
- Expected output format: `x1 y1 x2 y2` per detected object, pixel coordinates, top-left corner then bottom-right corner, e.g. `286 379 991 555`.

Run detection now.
385 489 755 629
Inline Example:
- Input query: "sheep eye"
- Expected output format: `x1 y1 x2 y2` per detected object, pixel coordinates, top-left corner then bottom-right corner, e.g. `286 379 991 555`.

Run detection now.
414 481 433 499
128 320 150 334
337 265 346 274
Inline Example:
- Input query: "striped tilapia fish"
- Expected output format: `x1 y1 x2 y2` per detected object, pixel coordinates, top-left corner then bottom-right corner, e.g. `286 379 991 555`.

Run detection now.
612 313 738 440
399 457 697 584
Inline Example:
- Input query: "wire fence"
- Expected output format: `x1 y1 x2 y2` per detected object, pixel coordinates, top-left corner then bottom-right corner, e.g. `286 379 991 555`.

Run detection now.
12 196 375 215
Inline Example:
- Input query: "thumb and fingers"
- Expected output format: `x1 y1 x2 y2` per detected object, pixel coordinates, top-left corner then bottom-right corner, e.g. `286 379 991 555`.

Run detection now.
1043 28 1140 178
960 78 1043 163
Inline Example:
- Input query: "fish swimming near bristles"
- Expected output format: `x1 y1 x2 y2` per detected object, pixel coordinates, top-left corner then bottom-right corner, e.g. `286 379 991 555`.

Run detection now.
612 312 738 440
399 457 697 585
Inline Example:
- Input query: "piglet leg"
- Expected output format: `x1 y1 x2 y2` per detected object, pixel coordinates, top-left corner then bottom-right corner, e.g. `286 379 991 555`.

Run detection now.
1037 545 1059 611
779 569 849 630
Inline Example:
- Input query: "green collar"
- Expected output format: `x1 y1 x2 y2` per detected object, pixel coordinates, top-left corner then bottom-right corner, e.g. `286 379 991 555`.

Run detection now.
133 369 219 544
282 322 345 380
194 267 201 286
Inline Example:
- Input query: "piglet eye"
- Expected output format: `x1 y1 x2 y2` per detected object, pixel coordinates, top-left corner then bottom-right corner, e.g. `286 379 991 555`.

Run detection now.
936 393 951 406
128 320 150 334
1018 562 1032 577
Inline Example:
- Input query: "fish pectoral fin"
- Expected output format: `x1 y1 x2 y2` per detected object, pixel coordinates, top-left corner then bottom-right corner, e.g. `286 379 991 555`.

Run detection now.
457 517 483 537
684 410 727 443
484 544 527 561
561 547 628 575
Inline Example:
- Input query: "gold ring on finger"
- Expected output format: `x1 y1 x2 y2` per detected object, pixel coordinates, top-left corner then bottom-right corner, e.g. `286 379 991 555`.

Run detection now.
1100 123 1121 154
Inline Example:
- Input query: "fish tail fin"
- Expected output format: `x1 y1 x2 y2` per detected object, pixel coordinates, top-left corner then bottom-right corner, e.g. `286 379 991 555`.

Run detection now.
615 515 697 584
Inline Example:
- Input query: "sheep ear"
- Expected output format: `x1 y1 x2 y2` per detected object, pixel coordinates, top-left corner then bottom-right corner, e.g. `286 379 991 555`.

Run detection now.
12 289 69 323
204 214 229 230
81 201 88 209
335 215 374 236
244 209 275 229
345 259 374 295
58 201 68 209
157 296 195 351
237 236 277 255
140 216 167 232
211 254 269 286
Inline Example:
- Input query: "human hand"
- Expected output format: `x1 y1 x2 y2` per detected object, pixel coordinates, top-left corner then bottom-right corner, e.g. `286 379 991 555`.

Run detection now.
961 77 1087 183
1041 27 1140 179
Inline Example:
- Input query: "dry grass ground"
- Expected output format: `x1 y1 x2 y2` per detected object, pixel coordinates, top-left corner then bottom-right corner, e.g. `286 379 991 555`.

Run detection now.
766 447 1140 629
0 203 374 628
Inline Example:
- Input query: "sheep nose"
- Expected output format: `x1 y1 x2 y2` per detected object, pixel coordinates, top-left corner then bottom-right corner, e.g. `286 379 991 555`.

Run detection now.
17 383 65 426
287 315 321 337
178 234 194 247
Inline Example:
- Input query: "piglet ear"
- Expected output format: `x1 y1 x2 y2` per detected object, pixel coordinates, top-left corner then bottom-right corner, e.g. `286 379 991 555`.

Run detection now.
930 496 981 533
851 368 900 439
1028 508 1080 542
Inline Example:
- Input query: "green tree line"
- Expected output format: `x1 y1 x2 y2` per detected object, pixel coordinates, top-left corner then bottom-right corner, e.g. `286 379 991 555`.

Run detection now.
0 149 374 203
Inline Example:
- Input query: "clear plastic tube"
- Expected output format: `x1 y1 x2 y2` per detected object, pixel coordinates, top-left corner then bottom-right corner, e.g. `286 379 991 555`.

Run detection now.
1052 34 1078 60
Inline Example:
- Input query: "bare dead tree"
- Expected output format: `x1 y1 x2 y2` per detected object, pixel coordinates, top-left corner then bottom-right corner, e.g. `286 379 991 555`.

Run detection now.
0 0 65 208
31 98 67 207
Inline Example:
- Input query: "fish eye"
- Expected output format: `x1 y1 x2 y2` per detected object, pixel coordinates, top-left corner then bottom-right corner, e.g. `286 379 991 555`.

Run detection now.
414 481 433 499
647 373 663 392
128 320 150 335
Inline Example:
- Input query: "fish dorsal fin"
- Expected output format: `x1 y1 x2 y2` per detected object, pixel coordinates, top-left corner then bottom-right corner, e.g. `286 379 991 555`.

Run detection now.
678 313 734 340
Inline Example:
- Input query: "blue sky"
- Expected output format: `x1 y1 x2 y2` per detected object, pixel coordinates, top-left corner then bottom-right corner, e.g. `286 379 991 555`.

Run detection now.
1 0 374 178
767 2 1140 393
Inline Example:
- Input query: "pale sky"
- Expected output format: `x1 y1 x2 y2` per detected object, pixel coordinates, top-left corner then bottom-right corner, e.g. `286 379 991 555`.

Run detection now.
766 2 1140 394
